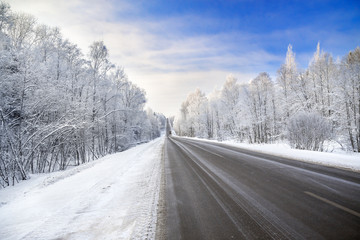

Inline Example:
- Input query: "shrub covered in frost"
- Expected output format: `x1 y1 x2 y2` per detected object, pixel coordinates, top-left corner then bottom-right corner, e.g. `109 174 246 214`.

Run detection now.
287 112 332 151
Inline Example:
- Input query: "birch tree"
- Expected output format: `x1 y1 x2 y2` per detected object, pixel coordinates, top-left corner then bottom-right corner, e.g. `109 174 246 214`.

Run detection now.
277 44 298 122
0 3 161 187
247 72 276 143
338 48 360 151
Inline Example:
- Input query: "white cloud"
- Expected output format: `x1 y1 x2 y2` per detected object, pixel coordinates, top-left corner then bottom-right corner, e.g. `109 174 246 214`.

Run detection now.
9 0 282 116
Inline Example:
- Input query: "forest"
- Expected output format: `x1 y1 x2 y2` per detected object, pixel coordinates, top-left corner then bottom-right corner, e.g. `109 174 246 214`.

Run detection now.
174 44 360 154
0 2 165 187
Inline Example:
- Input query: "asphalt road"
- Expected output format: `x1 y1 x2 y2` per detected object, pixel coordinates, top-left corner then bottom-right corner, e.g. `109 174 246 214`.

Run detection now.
164 133 360 239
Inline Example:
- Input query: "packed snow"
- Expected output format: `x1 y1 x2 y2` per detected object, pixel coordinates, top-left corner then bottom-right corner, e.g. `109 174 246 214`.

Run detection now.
186 137 360 172
0 136 164 240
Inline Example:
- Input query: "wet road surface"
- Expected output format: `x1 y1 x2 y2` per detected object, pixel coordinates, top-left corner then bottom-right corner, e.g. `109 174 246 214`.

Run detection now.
164 134 360 240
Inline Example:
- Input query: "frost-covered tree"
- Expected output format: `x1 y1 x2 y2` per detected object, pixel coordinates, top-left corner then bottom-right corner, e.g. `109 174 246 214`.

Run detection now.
287 112 331 151
219 75 241 139
308 42 337 117
174 43 359 153
8 12 36 50
0 3 161 187
337 47 360 152
207 90 222 140
277 44 298 122
246 72 277 143
175 89 208 137
0 1 11 33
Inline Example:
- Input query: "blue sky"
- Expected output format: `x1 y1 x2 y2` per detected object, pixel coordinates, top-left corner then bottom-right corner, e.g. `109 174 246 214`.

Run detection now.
10 0 360 116
117 0 359 66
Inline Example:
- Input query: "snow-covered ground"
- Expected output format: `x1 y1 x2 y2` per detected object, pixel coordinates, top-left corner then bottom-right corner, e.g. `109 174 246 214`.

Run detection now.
0 136 164 240
186 137 360 172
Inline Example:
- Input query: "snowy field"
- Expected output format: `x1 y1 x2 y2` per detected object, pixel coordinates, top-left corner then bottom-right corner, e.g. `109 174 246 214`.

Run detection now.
185 137 360 172
0 136 164 240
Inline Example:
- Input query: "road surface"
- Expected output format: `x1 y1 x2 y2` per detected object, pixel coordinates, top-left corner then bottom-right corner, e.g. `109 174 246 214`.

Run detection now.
164 133 360 239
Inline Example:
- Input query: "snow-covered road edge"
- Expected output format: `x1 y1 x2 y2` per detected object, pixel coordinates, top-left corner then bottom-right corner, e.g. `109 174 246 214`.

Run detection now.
0 136 165 240
180 137 360 172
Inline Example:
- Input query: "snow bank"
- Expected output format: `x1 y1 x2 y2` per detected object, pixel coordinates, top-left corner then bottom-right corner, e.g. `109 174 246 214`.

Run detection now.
187 137 360 172
0 136 164 240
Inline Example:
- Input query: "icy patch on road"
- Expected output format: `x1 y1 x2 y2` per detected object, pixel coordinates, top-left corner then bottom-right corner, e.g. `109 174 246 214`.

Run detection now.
0 136 164 240
183 137 360 172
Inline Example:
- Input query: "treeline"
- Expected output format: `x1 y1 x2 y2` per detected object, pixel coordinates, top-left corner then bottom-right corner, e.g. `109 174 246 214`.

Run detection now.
174 43 360 153
0 2 165 187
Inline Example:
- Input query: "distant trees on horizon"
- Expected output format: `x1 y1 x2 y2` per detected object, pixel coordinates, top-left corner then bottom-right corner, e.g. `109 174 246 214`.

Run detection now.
0 2 165 187
174 43 360 153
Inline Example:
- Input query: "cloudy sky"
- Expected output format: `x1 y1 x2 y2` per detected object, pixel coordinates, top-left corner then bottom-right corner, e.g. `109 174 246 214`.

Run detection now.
9 0 360 116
